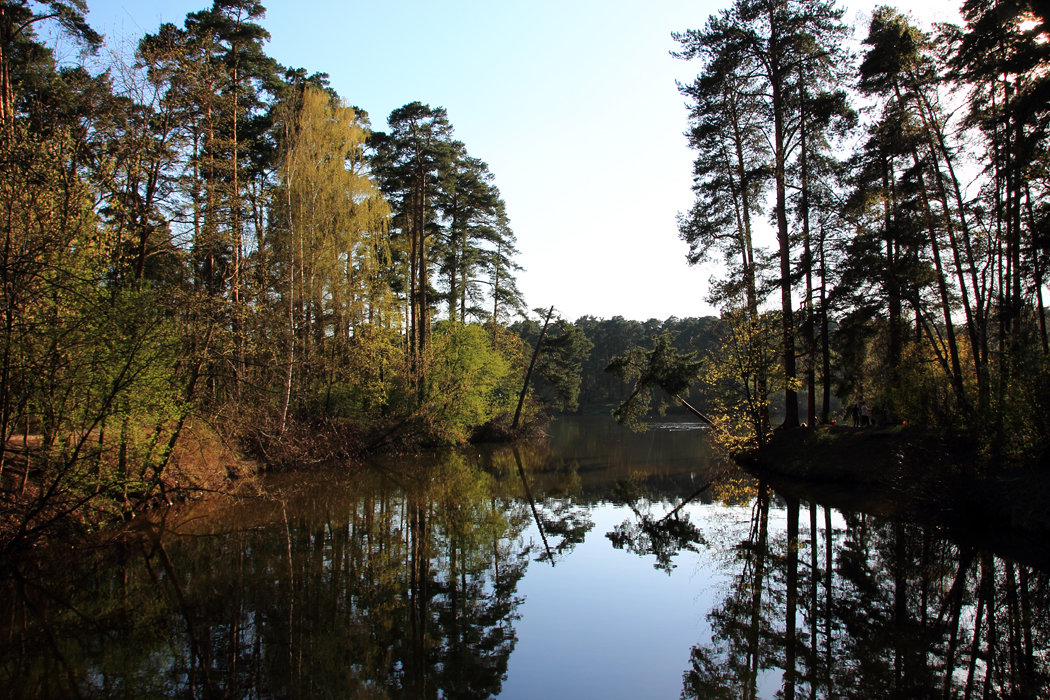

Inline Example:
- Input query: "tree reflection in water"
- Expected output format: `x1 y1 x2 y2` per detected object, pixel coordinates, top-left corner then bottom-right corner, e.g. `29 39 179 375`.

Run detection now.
605 473 707 573
0 454 531 699
509 445 592 566
682 479 1050 699
2 427 1050 698
501 442 594 566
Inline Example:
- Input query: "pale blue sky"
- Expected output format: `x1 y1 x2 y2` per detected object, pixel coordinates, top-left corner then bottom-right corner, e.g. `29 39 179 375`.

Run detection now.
83 0 959 322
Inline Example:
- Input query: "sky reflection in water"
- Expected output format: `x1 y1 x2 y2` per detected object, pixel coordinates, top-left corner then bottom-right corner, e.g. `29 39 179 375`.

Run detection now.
1 416 1048 698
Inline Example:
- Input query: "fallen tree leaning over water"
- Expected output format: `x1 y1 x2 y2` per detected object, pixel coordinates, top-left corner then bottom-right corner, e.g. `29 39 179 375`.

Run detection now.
606 330 714 427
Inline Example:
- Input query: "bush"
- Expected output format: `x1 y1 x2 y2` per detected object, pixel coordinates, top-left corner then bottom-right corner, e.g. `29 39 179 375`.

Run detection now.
418 323 521 444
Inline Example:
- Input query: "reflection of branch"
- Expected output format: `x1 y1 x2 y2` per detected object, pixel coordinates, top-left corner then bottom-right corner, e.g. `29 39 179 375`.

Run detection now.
512 446 554 566
658 480 714 524
147 541 217 697
607 476 708 572
281 502 295 681
13 573 84 698
607 513 704 573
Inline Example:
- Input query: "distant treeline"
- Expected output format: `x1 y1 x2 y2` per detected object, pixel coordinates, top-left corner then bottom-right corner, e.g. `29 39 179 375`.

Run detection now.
516 315 834 423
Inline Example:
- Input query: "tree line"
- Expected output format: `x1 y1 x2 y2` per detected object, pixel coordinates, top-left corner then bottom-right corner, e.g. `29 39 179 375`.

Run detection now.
672 0 1050 458
0 0 543 549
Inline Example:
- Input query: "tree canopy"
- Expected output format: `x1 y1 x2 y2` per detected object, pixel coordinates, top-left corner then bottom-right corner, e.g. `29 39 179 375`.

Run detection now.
672 0 1050 457
0 0 532 552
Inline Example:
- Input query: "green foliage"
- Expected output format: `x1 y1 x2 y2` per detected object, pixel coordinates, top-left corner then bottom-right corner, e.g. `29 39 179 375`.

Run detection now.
435 153 523 324
534 320 593 414
672 0 1050 461
319 326 406 421
0 124 194 551
699 309 781 451
419 323 518 444
606 330 704 428
509 312 593 423
0 0 533 547
836 318 948 429
571 316 722 410
994 359 1050 463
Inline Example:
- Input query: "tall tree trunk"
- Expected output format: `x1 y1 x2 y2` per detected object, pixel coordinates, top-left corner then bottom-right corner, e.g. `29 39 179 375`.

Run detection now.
819 222 831 424
1026 186 1049 355
459 226 468 323
408 179 419 366
799 103 816 426
914 89 989 389
231 55 243 398
768 11 799 427
896 105 969 414
448 194 460 324
491 240 502 327
981 553 998 696
808 504 819 690
883 154 903 376
727 92 769 434
279 177 295 435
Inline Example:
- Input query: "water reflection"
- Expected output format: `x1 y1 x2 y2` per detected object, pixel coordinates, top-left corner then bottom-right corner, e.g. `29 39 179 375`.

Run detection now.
511 445 591 566
681 481 1050 699
0 454 531 699
0 417 1047 698
606 474 710 573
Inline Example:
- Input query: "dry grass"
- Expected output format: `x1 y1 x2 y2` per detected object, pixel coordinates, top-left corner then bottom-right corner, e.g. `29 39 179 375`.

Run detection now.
166 417 259 493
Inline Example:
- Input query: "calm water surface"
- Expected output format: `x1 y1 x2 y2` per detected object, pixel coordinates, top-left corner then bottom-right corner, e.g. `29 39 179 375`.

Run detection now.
2 416 1048 698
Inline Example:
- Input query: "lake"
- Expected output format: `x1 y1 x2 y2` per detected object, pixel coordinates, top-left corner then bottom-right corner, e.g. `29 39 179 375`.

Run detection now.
1 416 1047 698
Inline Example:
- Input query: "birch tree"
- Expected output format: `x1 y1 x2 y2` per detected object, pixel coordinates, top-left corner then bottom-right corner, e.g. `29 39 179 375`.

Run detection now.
276 86 391 428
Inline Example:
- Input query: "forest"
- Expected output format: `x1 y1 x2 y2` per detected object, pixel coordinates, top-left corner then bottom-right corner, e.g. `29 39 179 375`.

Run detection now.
0 0 558 553
0 0 1048 553
669 0 1050 456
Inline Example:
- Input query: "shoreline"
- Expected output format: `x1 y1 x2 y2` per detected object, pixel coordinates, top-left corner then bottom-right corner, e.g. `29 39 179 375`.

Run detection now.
737 426 1050 566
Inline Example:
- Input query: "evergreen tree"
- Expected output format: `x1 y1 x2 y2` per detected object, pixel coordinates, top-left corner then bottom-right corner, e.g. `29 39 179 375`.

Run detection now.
436 152 514 324
370 102 458 374
676 0 849 429
856 8 979 418
952 0 1050 380
675 19 772 434
0 0 100 127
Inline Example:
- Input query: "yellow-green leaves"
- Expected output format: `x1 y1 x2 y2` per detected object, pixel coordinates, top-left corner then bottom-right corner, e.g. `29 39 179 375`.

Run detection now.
279 86 392 334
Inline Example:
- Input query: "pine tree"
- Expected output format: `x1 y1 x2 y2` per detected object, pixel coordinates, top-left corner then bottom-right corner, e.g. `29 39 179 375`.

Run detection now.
676 0 849 428
370 102 458 374
0 0 99 127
